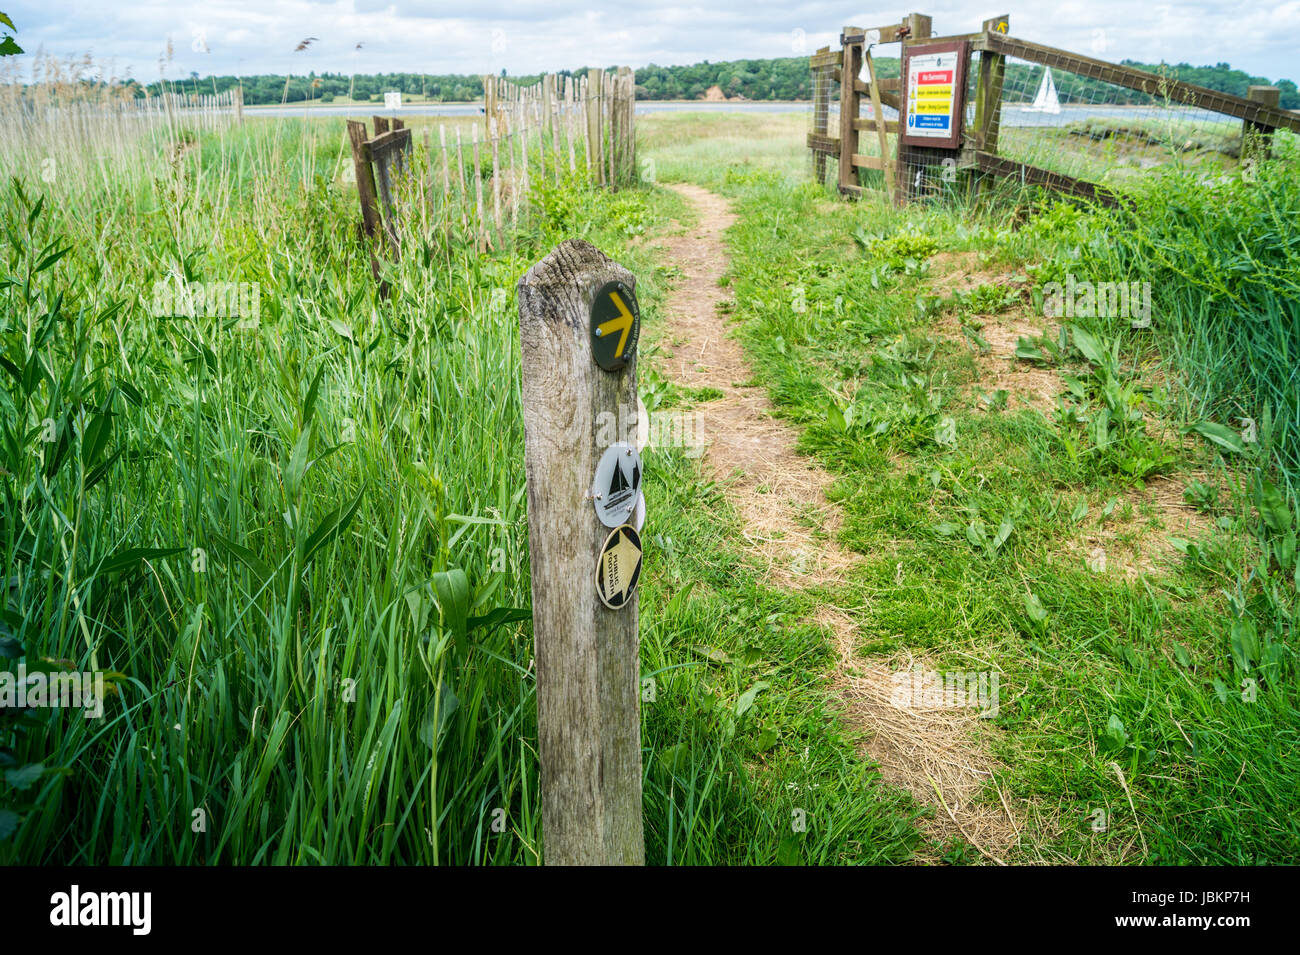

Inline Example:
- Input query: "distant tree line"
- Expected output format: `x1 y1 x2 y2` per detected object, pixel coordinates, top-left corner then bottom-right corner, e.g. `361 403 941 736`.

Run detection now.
126 55 1297 109
1002 61 1299 108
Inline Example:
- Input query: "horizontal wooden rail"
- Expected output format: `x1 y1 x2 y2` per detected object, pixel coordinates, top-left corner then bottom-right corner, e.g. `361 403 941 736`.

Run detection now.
851 154 888 170
807 132 840 153
364 128 412 163
853 118 900 134
965 150 1120 206
976 32 1300 134
842 22 909 45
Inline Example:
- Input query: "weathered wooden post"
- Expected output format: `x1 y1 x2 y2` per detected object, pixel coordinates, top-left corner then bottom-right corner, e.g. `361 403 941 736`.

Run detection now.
518 239 645 866
346 120 382 241
1243 85 1280 164
973 15 1010 201
837 32 863 195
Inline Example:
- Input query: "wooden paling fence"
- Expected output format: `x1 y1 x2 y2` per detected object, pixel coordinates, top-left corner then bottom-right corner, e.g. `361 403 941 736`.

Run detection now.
346 67 637 275
810 11 1299 206
125 88 244 131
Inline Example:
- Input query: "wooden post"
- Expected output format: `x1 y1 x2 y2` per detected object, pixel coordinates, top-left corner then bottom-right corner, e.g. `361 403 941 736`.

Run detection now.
521 107 531 200
439 125 450 200
509 113 519 229
346 119 386 288
366 128 411 249
490 115 502 247
893 13 937 203
837 39 863 195
517 239 645 866
549 75 562 186
588 69 605 185
455 127 469 229
606 72 616 188
471 123 486 250
346 119 382 240
422 128 432 232
974 15 1009 200
543 73 555 142
608 71 621 187
566 75 577 174
1243 85 1280 163
618 66 636 187
863 49 895 202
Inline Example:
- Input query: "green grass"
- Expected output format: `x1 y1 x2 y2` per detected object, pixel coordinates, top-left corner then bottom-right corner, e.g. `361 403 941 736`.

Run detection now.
4 100 1296 865
0 110 923 865
641 112 1300 863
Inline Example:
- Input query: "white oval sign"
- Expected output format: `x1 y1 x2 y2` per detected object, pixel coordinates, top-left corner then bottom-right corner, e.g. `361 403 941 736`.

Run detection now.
591 442 643 528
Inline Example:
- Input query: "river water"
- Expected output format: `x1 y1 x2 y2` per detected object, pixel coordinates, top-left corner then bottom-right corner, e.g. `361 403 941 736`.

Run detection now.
244 100 1267 129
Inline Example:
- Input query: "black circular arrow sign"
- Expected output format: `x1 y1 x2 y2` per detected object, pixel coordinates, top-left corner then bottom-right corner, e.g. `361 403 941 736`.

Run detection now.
590 280 640 372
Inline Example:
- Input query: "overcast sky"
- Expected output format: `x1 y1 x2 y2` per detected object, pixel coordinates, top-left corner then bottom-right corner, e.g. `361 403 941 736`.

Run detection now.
6 1 1298 82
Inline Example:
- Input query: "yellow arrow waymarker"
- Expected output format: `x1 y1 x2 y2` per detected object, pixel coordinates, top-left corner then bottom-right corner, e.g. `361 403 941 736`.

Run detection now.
597 291 635 358
590 279 640 372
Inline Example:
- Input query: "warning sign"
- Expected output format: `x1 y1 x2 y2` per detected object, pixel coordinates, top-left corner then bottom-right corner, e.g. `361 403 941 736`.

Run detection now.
597 524 642 610
590 280 639 372
901 42 968 149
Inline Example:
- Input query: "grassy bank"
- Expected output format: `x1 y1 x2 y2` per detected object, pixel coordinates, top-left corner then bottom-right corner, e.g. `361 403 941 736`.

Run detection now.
0 113 923 865
2 101 1295 864
639 112 1299 863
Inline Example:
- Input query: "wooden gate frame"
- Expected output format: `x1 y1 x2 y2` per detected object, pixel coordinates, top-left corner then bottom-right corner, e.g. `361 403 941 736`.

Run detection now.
812 11 1300 207
808 13 934 202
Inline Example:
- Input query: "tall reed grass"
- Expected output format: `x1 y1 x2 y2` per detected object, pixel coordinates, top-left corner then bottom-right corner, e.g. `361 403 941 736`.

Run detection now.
0 73 604 861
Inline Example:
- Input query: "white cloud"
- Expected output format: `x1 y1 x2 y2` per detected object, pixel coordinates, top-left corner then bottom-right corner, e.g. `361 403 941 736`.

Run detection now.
3 0 1296 81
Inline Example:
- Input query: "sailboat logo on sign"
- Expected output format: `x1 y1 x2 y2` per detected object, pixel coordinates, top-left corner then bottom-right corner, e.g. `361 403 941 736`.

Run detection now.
591 442 643 528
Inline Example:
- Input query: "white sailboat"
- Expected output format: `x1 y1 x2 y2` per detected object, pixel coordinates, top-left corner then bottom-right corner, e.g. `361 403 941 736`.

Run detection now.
1025 68 1061 113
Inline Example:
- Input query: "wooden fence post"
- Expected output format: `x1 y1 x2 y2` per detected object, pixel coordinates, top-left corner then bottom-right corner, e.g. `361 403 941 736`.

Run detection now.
565 75 577 174
346 120 382 240
471 124 486 250
892 13 935 203
517 239 645 867
617 66 636 187
1243 85 1280 164
837 38 863 195
365 126 411 249
588 69 605 185
973 15 1010 200
491 116 502 247
455 127 469 229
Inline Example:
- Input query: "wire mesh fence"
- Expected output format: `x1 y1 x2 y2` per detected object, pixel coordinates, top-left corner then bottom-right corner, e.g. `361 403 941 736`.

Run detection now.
808 55 839 182
977 52 1253 189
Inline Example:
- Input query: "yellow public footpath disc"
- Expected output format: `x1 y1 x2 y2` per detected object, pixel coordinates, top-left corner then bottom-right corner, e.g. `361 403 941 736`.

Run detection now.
596 524 643 610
